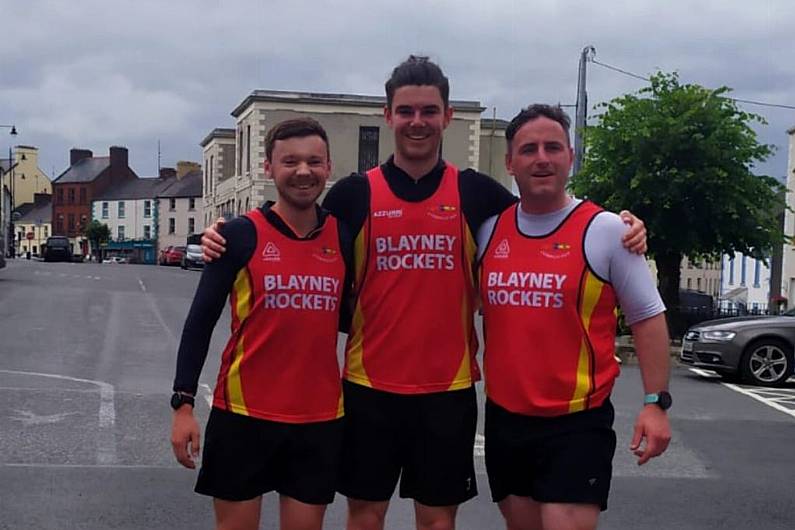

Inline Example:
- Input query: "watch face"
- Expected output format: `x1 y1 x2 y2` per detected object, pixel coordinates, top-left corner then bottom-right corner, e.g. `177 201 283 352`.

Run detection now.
658 391 672 410
170 393 182 410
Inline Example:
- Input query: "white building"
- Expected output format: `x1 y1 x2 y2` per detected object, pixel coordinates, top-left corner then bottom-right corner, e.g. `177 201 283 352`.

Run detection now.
720 252 772 312
780 125 795 306
156 169 203 251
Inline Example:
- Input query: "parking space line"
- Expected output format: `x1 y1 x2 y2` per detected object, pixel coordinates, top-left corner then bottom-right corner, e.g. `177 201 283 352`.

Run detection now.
688 368 795 419
722 383 795 419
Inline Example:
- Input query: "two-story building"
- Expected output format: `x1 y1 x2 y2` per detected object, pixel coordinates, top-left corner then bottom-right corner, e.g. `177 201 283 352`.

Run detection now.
15 193 52 257
52 147 138 256
156 167 203 252
202 89 484 218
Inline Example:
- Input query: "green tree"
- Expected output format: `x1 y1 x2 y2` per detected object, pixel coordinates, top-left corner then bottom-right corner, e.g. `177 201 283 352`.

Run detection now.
570 72 786 334
84 220 111 261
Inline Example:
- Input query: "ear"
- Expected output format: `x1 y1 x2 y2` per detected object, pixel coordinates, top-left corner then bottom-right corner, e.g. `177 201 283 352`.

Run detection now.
264 159 273 179
504 150 513 175
384 105 393 128
443 105 454 128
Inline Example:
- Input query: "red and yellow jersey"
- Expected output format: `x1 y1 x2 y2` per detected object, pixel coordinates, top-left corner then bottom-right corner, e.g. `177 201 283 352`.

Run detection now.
479 201 619 417
344 164 480 394
213 208 345 423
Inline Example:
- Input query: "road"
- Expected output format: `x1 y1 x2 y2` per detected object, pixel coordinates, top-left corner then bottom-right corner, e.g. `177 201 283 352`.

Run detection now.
1 258 794 529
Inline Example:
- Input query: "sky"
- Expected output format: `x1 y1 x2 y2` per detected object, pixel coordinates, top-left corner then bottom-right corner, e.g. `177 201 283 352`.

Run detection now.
2 0 794 183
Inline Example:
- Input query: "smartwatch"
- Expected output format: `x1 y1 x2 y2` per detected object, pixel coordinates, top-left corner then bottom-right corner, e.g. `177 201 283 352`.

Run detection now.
643 391 672 410
170 392 195 410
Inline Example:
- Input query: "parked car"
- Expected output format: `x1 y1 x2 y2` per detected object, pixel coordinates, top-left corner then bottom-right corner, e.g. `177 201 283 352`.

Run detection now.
181 244 204 269
102 256 128 264
681 308 795 386
159 245 185 266
43 236 73 262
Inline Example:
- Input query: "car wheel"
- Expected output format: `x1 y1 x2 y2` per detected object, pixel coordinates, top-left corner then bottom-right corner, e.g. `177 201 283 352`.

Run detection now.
740 339 794 387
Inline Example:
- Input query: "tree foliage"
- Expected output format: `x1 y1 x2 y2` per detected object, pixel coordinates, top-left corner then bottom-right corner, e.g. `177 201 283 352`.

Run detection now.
84 220 111 257
570 72 786 332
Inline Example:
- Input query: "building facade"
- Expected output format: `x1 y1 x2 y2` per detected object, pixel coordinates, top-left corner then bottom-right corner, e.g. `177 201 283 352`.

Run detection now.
203 89 484 219
15 194 52 256
156 169 203 252
720 252 772 311
780 126 795 308
52 147 138 256
5 145 52 208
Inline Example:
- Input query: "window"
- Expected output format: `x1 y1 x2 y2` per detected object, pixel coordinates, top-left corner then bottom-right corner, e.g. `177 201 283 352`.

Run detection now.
102 202 109 219
118 201 126 219
729 256 735 285
168 218 175 234
57 188 64 205
68 188 75 204
55 216 63 233
143 225 151 239
697 277 701 291
79 188 87 205
358 126 380 173
246 124 251 173
118 226 125 240
740 256 747 286
144 200 151 218
210 155 214 189
238 129 244 174
754 259 761 288
686 278 692 289
44 226 48 237
169 198 176 211
189 198 195 211
188 217 195 234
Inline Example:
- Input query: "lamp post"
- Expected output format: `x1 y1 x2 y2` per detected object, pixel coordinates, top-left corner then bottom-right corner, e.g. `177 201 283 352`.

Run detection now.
1 124 18 258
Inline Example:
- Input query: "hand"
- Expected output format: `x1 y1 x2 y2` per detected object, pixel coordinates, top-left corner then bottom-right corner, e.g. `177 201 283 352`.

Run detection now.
619 210 647 255
171 406 201 469
201 217 227 262
630 405 671 465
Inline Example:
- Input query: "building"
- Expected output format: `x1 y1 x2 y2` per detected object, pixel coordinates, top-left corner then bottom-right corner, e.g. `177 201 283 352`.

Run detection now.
15 193 52 257
679 257 722 298
156 168 203 252
780 125 795 308
202 89 484 218
720 252 772 312
0 145 52 207
478 116 512 190
91 174 167 264
52 147 138 256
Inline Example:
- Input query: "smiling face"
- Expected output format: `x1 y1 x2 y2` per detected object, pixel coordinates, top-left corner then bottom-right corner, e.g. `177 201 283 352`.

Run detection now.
385 85 453 169
506 116 574 214
264 135 331 211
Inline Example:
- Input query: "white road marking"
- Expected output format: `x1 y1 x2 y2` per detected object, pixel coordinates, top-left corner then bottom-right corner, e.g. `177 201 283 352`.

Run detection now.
10 410 79 426
0 369 117 464
689 368 795 419
138 279 146 292
199 384 213 407
94 276 100 280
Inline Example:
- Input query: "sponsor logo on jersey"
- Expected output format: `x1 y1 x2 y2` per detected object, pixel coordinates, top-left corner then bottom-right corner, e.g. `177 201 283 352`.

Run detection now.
262 242 281 261
373 209 403 219
494 239 510 259
427 204 458 220
540 242 571 260
313 246 339 263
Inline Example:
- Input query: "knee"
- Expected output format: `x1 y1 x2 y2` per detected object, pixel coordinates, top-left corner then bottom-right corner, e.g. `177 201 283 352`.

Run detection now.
347 500 388 530
415 511 456 530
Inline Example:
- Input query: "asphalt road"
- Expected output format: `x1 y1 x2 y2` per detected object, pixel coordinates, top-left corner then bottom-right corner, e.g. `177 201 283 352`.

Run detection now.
1 258 794 530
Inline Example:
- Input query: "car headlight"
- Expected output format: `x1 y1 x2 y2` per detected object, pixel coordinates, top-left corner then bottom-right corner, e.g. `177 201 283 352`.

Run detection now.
701 330 736 342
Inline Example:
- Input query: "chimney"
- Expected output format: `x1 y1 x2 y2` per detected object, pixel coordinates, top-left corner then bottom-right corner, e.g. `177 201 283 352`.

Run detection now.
70 149 93 166
34 193 52 207
109 146 129 169
159 167 177 179
176 160 201 179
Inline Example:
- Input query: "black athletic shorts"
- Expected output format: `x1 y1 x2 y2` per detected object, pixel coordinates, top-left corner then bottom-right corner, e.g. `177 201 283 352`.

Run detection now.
195 407 344 504
484 398 616 511
338 380 478 506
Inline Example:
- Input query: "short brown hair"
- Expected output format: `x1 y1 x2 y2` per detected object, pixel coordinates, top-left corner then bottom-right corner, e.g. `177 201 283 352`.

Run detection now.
265 117 330 161
385 55 450 110
505 104 571 150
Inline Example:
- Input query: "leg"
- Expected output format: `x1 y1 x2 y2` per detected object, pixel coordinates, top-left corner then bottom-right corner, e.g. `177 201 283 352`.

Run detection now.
279 495 327 530
540 502 600 530
346 498 390 530
414 501 458 530
213 497 262 530
498 495 542 530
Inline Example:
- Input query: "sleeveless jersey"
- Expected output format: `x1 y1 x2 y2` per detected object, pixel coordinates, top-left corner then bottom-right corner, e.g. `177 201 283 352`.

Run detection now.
344 164 480 394
480 201 619 417
213 208 345 423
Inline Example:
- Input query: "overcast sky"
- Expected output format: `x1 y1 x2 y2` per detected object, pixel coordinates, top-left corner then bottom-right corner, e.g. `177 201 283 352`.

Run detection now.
2 0 793 184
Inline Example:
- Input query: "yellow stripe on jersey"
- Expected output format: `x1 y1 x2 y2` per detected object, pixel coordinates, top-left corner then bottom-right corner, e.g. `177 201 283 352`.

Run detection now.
228 268 253 415
336 393 345 419
569 270 605 413
345 229 371 386
448 219 478 390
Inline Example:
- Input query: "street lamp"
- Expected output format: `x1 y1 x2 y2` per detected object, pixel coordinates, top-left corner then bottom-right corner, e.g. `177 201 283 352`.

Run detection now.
1 124 18 258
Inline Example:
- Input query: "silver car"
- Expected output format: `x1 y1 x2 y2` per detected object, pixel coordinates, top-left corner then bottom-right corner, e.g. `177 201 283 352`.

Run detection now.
681 308 795 386
181 244 204 269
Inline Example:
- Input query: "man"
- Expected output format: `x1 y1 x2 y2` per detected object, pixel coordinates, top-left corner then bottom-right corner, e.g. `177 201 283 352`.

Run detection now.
171 118 352 530
478 104 671 530
202 56 648 530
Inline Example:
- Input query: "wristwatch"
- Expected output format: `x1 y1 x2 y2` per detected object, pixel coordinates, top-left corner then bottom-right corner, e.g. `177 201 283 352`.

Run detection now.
170 392 195 410
643 391 672 410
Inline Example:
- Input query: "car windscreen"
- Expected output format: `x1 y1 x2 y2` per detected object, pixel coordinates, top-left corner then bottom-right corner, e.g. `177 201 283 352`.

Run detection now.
47 238 69 248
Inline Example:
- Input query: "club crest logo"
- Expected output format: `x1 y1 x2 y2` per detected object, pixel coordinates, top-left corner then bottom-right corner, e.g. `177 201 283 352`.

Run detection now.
427 204 458 220
262 242 281 261
494 239 510 259
373 209 403 219
313 246 339 263
541 242 572 259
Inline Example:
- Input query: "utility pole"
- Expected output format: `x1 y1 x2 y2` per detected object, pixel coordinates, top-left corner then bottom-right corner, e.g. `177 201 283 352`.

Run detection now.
574 46 595 175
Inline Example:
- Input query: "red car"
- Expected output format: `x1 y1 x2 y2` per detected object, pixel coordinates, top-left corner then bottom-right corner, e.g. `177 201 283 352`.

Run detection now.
159 245 186 266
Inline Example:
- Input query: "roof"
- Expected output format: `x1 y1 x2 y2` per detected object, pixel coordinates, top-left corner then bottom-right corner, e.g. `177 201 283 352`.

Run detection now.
54 157 110 184
231 89 485 117
94 177 169 200
200 128 236 147
480 117 510 131
16 199 52 224
13 202 36 219
157 171 203 198
0 158 17 174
